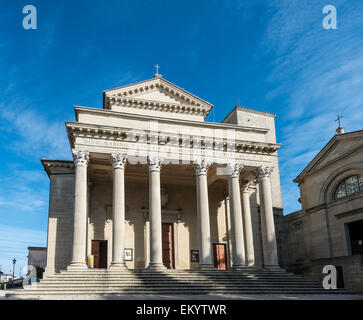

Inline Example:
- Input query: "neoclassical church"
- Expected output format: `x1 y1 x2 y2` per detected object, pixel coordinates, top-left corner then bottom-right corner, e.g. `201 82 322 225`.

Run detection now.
284 125 363 291
41 73 285 276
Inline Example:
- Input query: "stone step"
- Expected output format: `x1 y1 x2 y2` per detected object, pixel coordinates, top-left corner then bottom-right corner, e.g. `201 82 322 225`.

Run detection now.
41 279 314 284
46 276 305 280
59 271 303 278
36 278 320 284
59 269 293 274
8 268 344 298
7 289 344 297
15 286 333 292
53 274 299 278
26 282 322 288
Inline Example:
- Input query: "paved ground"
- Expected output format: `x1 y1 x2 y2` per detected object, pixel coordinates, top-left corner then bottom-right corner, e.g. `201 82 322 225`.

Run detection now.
1 289 363 300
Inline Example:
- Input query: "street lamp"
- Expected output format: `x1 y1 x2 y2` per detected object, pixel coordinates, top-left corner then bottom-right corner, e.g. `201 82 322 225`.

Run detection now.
12 258 16 288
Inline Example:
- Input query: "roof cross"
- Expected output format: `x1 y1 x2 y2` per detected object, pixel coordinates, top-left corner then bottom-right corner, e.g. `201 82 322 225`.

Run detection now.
335 115 343 127
154 64 160 75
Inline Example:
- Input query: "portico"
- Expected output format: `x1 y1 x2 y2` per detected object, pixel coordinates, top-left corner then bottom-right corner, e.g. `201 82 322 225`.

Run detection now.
66 150 279 271
43 75 283 275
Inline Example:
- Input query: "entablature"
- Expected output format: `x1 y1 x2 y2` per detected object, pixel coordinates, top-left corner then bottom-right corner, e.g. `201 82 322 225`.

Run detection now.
66 121 280 165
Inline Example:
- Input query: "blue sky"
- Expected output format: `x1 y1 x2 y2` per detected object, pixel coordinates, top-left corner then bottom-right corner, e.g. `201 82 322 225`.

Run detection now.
0 0 362 276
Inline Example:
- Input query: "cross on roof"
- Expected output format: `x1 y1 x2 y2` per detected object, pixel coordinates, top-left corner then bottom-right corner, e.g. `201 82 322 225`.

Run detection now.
154 64 160 75
335 115 343 127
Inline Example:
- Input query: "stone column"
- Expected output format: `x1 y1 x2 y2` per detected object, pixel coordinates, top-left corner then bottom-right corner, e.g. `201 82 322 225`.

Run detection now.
258 166 279 269
227 163 246 269
147 156 166 270
110 153 127 270
68 150 89 270
241 181 255 267
193 160 214 269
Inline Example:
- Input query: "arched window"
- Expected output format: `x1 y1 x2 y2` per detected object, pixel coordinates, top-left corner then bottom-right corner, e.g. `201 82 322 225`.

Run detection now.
334 175 363 200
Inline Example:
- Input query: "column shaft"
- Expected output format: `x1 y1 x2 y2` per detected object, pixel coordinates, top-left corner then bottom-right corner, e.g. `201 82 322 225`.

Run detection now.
110 154 127 269
258 166 279 269
147 157 166 270
194 160 213 269
68 150 89 270
242 185 255 267
227 164 246 269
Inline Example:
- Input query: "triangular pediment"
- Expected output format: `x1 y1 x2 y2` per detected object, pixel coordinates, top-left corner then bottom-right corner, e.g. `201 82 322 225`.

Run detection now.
103 76 213 118
294 130 363 182
131 87 194 106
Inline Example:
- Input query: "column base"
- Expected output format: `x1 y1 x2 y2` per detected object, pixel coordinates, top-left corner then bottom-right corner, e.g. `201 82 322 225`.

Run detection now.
263 265 284 272
67 262 88 271
109 262 128 270
147 263 167 270
198 264 215 271
231 265 248 271
245 265 258 271
43 267 55 279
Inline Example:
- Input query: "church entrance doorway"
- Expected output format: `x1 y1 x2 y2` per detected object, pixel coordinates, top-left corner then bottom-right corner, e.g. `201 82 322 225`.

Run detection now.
91 240 108 268
162 223 175 269
213 243 227 270
347 219 363 255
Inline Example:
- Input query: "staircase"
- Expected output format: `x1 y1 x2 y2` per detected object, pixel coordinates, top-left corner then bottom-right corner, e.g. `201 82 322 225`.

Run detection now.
6 269 349 298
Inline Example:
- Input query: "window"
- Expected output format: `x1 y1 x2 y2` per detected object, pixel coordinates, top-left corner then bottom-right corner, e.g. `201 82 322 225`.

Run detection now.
334 175 363 200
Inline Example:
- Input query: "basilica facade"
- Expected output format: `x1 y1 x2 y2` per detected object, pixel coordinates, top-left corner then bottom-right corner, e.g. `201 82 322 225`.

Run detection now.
41 74 284 276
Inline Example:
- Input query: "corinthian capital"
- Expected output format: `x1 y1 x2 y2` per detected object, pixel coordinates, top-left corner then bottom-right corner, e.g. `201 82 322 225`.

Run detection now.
147 156 163 172
72 150 89 166
241 179 257 193
226 163 244 178
111 153 127 170
193 159 212 176
258 166 274 180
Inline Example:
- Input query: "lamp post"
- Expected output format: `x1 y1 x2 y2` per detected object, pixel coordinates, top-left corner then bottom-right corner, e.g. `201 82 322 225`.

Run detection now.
12 258 16 288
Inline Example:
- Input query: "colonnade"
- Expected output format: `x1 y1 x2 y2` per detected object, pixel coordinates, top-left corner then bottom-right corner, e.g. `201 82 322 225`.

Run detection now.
67 150 279 270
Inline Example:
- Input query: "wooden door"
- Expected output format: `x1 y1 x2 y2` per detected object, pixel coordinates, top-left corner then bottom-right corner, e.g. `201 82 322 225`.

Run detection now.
162 223 174 269
91 240 108 268
213 243 227 270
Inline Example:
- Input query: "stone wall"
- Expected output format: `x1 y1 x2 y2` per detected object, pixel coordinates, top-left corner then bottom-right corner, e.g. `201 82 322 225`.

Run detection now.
44 173 75 276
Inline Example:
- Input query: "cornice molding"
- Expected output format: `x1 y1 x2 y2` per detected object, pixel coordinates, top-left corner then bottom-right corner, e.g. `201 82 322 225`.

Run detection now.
41 159 75 176
74 106 270 134
66 122 280 156
107 97 210 118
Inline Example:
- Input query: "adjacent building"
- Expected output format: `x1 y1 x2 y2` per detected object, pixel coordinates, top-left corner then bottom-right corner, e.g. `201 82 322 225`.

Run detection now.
284 126 363 291
27 247 47 270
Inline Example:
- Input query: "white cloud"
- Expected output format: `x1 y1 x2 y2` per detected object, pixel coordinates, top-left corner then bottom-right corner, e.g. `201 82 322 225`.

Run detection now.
0 106 71 161
262 0 363 213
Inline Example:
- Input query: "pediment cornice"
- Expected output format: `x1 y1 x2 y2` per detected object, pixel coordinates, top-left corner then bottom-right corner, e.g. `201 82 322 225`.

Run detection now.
108 96 209 118
294 130 363 183
103 77 213 119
